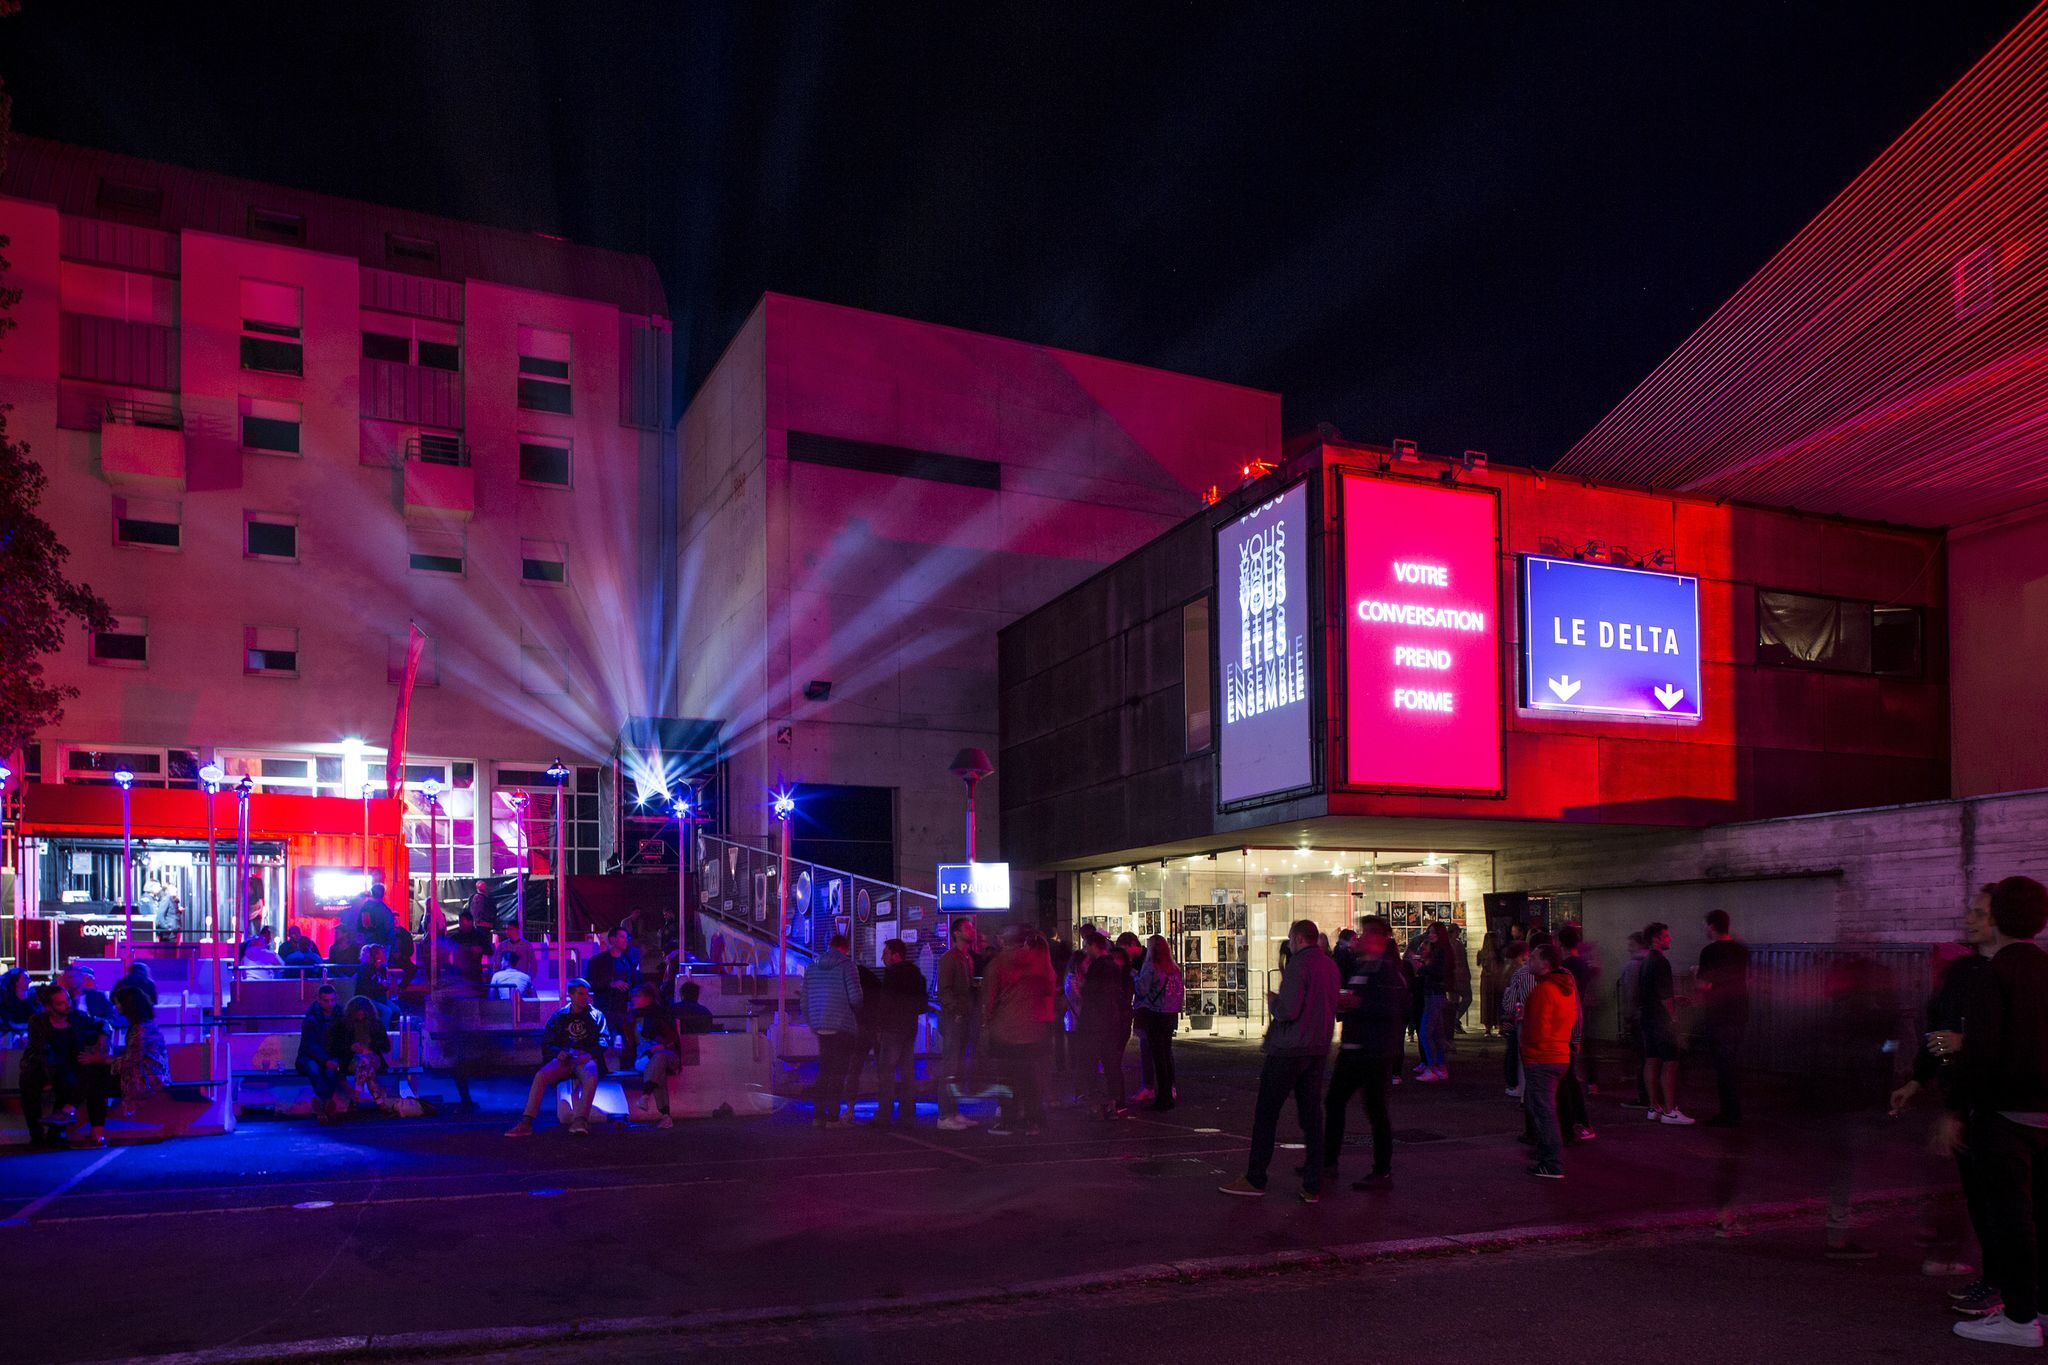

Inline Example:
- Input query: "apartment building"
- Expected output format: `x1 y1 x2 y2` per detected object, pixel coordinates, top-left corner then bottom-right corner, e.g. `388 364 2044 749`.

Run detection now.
0 136 676 892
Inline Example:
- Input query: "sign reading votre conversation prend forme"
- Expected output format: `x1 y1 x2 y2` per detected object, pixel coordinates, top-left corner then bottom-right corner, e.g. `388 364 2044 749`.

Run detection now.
1522 555 1702 720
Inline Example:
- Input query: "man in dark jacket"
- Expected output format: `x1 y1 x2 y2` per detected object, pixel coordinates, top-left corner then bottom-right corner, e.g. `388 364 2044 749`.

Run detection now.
1695 909 1751 1127
356 884 397 950
505 979 608 1137
873 938 928 1125
1948 877 2048 1348
586 929 641 1046
1078 932 1130 1118
1325 915 1409 1190
296 985 343 1122
1222 919 1341 1202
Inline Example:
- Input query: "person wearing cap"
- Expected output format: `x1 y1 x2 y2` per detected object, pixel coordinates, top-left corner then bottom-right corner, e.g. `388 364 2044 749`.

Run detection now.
505 978 607 1137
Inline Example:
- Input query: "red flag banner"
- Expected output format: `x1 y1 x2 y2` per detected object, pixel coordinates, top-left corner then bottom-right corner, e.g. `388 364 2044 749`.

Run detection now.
386 623 428 799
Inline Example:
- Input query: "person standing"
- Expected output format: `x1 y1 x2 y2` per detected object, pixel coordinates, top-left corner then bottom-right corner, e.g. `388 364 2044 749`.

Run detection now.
356 882 397 951
1220 920 1340 1203
1078 931 1131 1118
1946 876 2048 1348
1325 915 1409 1190
1134 936 1185 1112
1413 923 1454 1081
873 938 927 1125
1617 931 1651 1107
1500 941 1532 1097
1477 932 1506 1036
1521 944 1577 1179
800 933 864 1129
1555 924 1595 1142
1639 922 1694 1125
587 928 641 1049
935 918 982 1131
1695 909 1751 1128
981 925 1056 1135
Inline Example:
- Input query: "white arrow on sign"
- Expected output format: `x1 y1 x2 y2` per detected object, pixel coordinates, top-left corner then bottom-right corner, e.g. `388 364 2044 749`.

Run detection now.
1653 683 1686 710
1546 676 1582 702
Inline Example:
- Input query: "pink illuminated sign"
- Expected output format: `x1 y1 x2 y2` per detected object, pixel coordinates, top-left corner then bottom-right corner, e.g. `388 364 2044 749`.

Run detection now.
1341 474 1502 793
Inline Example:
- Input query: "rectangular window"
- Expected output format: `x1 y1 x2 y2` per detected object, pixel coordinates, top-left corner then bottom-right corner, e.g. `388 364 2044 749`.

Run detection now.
416 339 460 371
1757 589 1925 678
59 261 176 326
113 495 180 549
517 325 573 414
1183 596 1213 754
407 524 465 576
247 207 306 243
244 625 299 677
91 615 149 667
387 633 440 687
521 540 567 585
362 331 410 363
786 430 1003 491
518 437 571 486
386 233 440 268
245 513 298 561
239 396 302 455
240 279 303 375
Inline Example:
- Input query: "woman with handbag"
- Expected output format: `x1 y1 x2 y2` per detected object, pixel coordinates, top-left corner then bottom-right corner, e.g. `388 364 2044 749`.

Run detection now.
1135 936 1186 1112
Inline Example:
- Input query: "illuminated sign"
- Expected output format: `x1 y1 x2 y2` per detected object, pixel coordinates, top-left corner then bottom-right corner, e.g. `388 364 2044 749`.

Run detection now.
1217 481 1314 804
1341 474 1502 793
937 862 1010 911
1522 556 1701 719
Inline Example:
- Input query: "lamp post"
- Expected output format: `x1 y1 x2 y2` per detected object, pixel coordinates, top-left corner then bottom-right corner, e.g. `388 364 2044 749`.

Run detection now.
421 778 442 995
359 781 374 883
948 748 994 862
510 789 531 937
198 769 225 1015
772 786 794 1020
0 763 11 880
114 769 135 964
546 758 570 998
233 776 252 1006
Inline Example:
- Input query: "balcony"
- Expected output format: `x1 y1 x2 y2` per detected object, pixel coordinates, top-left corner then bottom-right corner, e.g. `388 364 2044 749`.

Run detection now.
362 356 464 428
99 400 185 494
402 435 473 520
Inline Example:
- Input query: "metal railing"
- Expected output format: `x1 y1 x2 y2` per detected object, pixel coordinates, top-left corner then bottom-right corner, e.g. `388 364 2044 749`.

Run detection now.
687 831 946 972
405 432 470 466
105 397 183 430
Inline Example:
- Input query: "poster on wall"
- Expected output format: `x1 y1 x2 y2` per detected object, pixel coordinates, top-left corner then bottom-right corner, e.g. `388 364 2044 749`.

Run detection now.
1216 480 1314 805
1521 556 1702 720
1341 473 1503 794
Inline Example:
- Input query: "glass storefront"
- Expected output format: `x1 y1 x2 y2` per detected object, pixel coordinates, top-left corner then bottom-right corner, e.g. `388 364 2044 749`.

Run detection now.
1073 847 1494 1039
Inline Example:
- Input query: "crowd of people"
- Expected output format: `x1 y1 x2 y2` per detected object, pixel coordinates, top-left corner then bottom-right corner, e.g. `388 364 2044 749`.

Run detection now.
0 961 169 1148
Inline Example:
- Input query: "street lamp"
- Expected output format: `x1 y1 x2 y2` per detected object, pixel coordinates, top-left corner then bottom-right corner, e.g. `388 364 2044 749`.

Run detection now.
545 758 571 997
510 789 531 937
359 781 375 889
949 748 994 862
113 769 135 963
198 765 223 972
233 776 253 1005
772 785 795 1021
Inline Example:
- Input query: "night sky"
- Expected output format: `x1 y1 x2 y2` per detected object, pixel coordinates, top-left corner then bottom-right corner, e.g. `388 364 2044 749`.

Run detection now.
2 1 2034 465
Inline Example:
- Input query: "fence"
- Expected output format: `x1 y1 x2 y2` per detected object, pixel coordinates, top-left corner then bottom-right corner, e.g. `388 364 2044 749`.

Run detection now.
687 832 947 974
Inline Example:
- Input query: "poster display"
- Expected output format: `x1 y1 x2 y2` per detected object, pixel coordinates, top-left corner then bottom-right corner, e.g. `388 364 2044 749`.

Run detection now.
1521 556 1702 719
1341 474 1502 793
1216 480 1313 805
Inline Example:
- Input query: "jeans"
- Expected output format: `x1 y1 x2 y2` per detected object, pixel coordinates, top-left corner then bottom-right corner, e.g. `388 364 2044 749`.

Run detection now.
938 1011 971 1116
1085 1028 1127 1109
1972 1115 2048 1323
1324 1050 1393 1176
813 1030 858 1124
1557 1052 1588 1133
522 1054 598 1123
1135 1009 1156 1090
991 1033 1049 1127
1419 994 1449 1069
1247 1053 1328 1193
298 1056 340 1104
1701 1023 1743 1121
1523 1062 1566 1169
875 1033 916 1122
1140 1012 1177 1106
21 1064 111 1140
640 1048 678 1113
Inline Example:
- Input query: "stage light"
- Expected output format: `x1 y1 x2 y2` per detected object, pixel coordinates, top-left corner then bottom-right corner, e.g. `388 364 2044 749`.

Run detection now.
772 788 795 820
113 769 134 789
0 764 11 784
199 763 224 791
235 776 253 796
421 778 443 802
545 758 571 785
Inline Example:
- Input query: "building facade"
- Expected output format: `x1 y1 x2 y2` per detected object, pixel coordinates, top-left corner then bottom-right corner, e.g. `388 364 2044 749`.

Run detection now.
0 136 676 925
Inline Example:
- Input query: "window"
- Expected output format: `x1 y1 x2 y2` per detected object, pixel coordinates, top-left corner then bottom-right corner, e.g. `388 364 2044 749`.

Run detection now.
239 396 302 455
493 762 601 876
58 261 175 325
95 179 163 225
407 524 465 576
362 331 410 363
387 633 440 687
1756 589 1925 678
787 430 1003 492
386 233 440 268
244 626 300 677
416 340 460 371
91 615 149 667
240 279 304 375
518 436 571 486
113 495 180 549
1183 596 1213 754
521 540 567 585
520 634 568 694
247 207 306 244
245 513 298 561
517 325 572 414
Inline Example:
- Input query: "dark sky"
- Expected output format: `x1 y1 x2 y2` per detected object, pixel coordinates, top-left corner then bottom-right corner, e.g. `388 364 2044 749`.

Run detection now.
2 1 2035 464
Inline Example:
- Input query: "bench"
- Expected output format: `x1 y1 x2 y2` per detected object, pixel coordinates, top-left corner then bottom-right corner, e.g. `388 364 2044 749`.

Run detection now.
0 1033 235 1146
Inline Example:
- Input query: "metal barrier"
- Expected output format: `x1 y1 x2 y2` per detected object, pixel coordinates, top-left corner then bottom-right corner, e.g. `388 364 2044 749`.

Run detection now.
688 832 948 971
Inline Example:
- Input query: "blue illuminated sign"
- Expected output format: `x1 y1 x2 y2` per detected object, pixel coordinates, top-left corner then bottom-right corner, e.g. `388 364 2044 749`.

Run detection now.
937 862 1010 911
1522 556 1701 719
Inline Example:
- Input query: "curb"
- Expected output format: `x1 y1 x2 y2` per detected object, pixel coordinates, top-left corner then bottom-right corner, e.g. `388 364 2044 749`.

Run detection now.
76 1183 1944 1365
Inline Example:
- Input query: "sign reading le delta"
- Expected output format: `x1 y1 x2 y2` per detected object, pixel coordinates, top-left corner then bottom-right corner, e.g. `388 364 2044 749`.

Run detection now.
1522 556 1702 720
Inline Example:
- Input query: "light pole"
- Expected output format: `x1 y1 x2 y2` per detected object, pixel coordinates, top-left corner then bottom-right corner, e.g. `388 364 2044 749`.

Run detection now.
421 778 442 995
359 781 374 882
199 769 224 1015
114 769 135 965
546 758 570 998
772 785 794 1020
510 789 531 938
0 763 11 880
233 776 252 1004
949 748 994 862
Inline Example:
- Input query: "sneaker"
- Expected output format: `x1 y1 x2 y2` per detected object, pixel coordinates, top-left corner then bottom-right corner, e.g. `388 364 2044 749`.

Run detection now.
1924 1258 1978 1278
1824 1241 1877 1260
1955 1282 2005 1318
1956 1277 1997 1302
656 1115 674 1130
936 1115 978 1132
1528 1163 1564 1180
1953 1312 2044 1347
1352 1172 1394 1192
1648 1108 1669 1122
1132 1088 1156 1103
1574 1126 1597 1142
1505 1087 1522 1099
504 1118 534 1138
1659 1110 1696 1126
568 1118 590 1136
1416 1070 1445 1083
1218 1177 1266 1198
1297 1187 1322 1204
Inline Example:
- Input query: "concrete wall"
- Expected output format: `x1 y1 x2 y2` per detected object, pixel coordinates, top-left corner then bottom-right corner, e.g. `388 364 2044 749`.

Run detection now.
1950 505 2048 797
